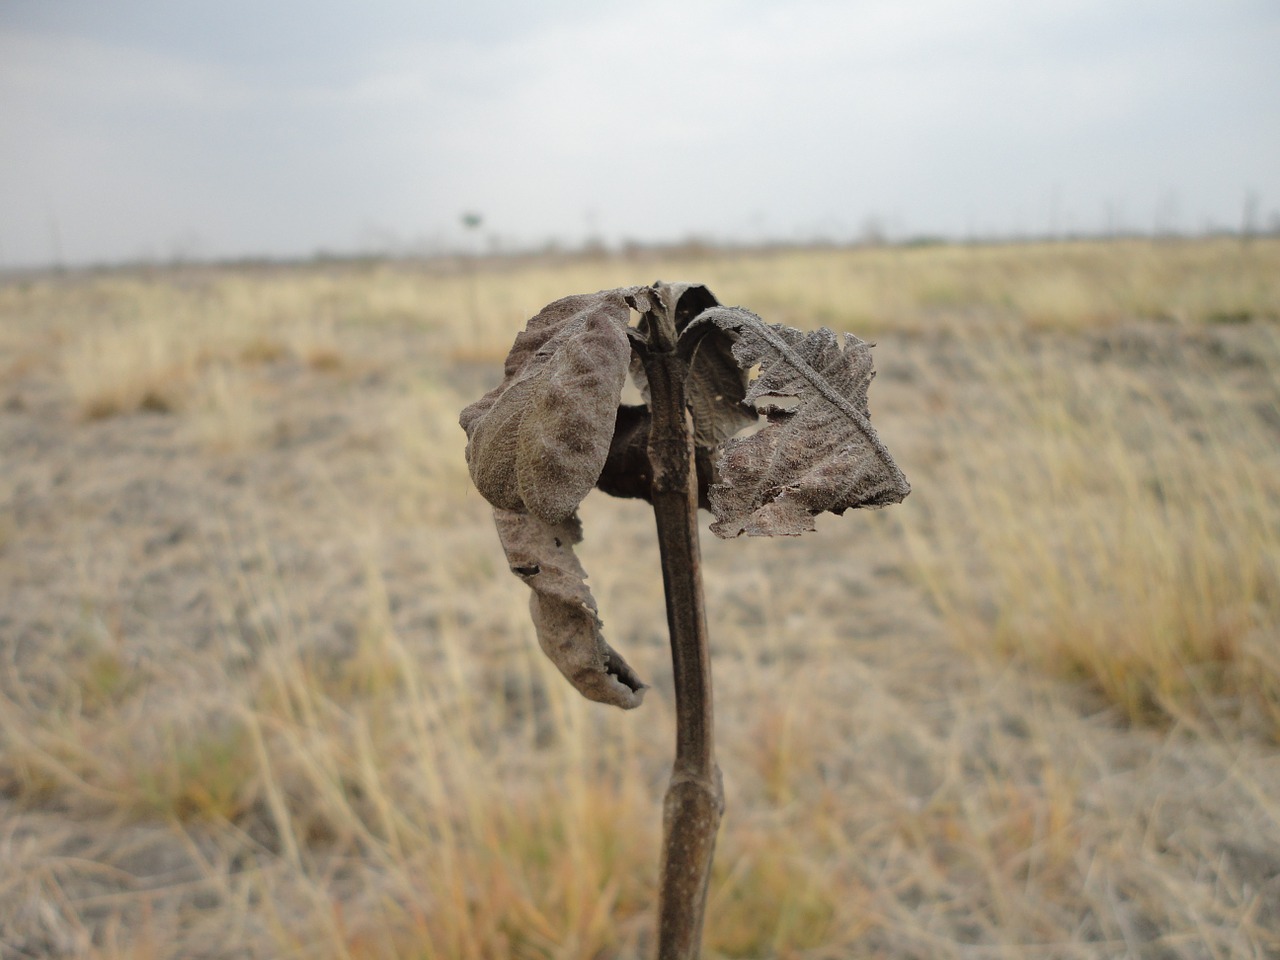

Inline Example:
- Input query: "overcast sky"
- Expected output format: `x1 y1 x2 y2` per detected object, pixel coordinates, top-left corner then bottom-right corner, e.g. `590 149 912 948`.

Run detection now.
2 0 1278 267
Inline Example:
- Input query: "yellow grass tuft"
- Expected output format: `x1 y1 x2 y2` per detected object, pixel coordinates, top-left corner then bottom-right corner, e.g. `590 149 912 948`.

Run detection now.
238 334 290 364
64 320 196 419
902 323 1280 734
189 361 264 452
706 829 844 955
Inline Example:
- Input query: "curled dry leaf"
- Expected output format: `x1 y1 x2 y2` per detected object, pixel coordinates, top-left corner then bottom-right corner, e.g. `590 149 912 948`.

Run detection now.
687 307 911 538
493 508 647 709
461 282 909 710
460 289 649 709
460 289 636 525
684 321 757 448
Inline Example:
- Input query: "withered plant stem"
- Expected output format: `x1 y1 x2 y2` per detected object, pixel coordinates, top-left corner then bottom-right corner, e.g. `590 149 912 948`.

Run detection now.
642 317 724 960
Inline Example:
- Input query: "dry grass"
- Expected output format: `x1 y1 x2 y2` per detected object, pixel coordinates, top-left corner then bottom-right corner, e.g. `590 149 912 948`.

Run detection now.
1 239 1279 959
62 318 197 418
901 320 1280 734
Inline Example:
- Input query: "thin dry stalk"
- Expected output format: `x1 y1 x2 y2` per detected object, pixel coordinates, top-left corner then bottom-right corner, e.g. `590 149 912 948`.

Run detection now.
641 315 723 959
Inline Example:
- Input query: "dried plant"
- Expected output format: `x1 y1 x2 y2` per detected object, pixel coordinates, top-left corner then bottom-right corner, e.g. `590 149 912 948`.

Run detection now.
460 281 909 958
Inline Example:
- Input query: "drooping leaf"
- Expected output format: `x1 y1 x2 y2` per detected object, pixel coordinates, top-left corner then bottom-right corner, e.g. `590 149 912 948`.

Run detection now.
460 289 649 708
493 507 647 709
460 289 637 524
684 307 911 538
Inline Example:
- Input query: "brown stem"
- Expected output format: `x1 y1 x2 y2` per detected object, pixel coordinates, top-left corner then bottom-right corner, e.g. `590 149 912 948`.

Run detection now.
642 341 724 960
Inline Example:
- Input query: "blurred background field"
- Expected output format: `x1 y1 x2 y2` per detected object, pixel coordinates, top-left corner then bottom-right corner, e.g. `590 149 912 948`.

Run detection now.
2 237 1279 959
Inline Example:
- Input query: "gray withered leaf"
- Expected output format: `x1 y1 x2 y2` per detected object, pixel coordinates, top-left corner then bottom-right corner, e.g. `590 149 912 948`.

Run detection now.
460 289 637 524
685 320 757 447
688 307 911 538
493 507 647 709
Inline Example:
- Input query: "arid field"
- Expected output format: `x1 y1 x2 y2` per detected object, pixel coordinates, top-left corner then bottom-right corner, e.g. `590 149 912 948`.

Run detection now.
1 238 1278 959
